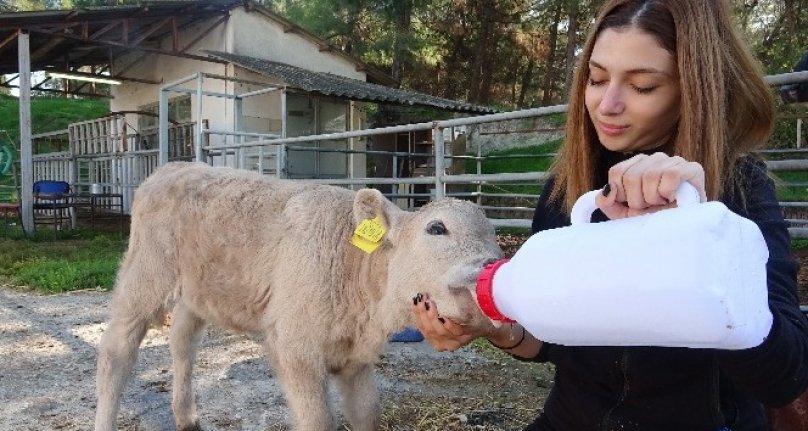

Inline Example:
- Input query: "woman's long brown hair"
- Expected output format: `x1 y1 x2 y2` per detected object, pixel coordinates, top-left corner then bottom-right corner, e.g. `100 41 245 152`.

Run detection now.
550 0 774 213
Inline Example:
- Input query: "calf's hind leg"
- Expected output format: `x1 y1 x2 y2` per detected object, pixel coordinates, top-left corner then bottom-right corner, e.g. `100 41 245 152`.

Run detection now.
94 250 175 431
170 302 207 431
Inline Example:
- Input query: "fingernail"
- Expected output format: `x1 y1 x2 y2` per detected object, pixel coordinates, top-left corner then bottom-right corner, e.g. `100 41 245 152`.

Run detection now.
438 317 446 324
602 183 611 197
424 302 430 311
416 293 423 303
412 296 418 305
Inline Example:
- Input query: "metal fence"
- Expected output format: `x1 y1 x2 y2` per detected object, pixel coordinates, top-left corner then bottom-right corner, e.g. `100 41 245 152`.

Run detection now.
26 70 808 237
198 99 808 237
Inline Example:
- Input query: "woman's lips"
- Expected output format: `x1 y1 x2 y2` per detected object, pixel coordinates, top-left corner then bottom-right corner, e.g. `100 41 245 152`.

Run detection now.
597 120 629 136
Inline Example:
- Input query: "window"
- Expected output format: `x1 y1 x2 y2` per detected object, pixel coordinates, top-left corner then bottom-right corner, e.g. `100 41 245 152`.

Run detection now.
138 95 192 131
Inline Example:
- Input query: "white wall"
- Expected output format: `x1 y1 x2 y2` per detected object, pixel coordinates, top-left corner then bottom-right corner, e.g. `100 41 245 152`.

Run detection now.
109 5 370 139
110 16 231 133
107 6 370 178
232 67 284 135
229 8 366 80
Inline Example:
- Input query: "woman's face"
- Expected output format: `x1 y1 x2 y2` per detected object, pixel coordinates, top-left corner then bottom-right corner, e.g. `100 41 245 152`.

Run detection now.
585 27 681 153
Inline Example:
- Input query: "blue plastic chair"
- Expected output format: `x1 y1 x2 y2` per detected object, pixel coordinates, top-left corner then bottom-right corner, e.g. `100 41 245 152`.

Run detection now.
33 180 70 195
33 180 72 230
390 327 424 342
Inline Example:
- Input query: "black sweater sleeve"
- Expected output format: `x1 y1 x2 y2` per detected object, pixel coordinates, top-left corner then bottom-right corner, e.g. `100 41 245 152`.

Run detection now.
715 158 808 407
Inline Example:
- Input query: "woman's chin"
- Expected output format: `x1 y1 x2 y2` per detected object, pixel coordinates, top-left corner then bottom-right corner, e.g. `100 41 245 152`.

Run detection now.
598 136 633 153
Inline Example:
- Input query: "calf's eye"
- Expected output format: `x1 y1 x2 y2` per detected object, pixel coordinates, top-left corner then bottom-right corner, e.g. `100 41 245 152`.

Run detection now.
426 221 447 235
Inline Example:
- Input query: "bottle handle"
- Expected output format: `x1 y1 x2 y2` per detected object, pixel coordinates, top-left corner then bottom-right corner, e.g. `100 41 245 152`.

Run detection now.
569 182 702 225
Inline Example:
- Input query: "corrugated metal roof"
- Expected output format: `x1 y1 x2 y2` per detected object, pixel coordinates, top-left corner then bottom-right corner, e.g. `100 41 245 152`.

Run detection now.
0 1 396 86
205 51 497 114
0 1 239 75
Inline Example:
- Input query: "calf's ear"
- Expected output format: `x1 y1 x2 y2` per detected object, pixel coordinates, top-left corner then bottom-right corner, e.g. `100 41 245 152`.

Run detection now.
353 188 400 242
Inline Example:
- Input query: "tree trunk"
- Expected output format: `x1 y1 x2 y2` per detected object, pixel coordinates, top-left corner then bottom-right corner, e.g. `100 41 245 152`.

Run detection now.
441 34 467 100
541 1 562 105
563 0 579 100
468 0 494 103
391 0 413 84
517 59 535 108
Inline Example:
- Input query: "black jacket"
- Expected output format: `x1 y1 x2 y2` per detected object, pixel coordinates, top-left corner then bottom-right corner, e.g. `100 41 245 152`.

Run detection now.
525 155 808 431
780 51 808 103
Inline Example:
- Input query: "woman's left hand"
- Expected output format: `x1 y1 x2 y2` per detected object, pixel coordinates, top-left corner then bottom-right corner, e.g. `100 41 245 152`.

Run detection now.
595 152 706 220
412 294 487 352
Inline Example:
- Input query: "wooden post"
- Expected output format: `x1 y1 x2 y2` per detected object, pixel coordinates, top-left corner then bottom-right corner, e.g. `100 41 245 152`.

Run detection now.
18 31 33 235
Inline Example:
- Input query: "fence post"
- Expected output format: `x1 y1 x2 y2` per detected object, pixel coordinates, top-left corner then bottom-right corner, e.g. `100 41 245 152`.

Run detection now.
276 144 287 179
476 136 482 206
433 123 445 200
158 88 169 165
195 73 204 162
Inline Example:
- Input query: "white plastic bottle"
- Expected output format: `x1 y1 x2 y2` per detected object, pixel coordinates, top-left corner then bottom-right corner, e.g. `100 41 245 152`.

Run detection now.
475 183 772 350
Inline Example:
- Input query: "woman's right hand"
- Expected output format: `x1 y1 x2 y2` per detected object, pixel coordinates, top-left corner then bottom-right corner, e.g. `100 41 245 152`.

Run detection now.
595 152 706 220
412 293 486 352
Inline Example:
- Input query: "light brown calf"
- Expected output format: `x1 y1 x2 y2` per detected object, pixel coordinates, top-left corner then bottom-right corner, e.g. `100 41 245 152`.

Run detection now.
94 162 501 431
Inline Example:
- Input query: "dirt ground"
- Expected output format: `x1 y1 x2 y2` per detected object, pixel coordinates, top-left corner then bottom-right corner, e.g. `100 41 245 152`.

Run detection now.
1 234 805 431
0 285 553 431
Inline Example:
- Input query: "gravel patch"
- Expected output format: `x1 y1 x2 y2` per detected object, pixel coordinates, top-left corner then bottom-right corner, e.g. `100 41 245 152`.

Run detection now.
0 286 549 431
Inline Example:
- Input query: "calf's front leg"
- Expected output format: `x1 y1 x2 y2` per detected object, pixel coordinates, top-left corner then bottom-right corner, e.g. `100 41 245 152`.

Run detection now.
334 363 380 431
265 342 336 430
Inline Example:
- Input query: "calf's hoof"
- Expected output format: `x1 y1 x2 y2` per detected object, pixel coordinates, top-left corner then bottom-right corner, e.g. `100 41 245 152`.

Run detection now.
178 423 203 431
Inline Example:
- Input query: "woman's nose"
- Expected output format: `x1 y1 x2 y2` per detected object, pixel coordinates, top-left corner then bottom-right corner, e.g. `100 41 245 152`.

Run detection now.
599 83 625 115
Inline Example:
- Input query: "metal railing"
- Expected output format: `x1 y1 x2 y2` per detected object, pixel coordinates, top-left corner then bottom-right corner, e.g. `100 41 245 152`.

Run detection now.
191 71 808 235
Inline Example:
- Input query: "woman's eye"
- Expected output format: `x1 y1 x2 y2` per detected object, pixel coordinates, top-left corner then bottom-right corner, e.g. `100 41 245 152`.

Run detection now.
588 78 606 86
632 85 657 94
426 221 447 235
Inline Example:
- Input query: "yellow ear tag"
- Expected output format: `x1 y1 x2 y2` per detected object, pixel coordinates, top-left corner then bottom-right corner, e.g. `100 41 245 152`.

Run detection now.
351 216 386 254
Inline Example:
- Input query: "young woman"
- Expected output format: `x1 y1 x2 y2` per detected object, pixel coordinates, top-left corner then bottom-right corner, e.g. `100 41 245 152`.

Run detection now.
412 1 808 430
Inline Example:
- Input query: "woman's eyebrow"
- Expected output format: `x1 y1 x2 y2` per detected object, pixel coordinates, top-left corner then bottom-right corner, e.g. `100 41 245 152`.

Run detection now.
589 60 674 77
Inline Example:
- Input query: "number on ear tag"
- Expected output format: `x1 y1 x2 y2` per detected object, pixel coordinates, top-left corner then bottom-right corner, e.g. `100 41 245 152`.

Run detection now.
351 216 386 254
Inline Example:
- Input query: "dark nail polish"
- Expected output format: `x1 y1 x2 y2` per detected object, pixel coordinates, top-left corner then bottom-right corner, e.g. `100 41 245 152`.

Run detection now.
416 293 423 302
602 183 611 197
412 296 418 305
424 302 430 311
438 317 446 324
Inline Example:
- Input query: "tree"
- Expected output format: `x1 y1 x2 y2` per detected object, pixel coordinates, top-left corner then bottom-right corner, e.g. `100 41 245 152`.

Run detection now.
731 0 807 74
10 0 804 110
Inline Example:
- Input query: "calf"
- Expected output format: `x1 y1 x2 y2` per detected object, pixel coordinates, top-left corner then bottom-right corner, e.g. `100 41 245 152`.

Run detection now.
94 162 501 431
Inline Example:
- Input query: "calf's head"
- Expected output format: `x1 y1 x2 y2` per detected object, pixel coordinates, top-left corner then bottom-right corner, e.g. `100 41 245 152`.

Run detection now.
353 189 502 331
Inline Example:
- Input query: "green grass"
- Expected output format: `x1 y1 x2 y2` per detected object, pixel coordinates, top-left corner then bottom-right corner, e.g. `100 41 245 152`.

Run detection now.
465 139 560 196
495 226 533 236
0 95 118 293
771 170 808 201
0 97 805 293
467 139 560 175
1 95 109 193
0 95 109 142
0 229 125 293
